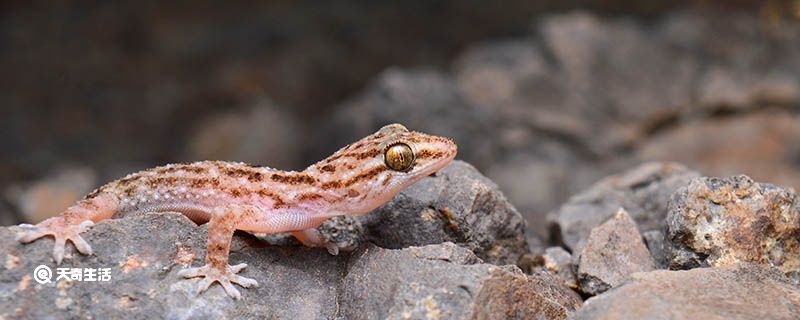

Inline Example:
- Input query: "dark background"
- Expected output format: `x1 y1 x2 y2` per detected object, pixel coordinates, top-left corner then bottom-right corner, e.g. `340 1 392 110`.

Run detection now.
2 1 799 240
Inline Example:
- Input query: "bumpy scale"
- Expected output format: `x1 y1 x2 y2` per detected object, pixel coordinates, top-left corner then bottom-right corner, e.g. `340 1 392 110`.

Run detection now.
16 124 457 299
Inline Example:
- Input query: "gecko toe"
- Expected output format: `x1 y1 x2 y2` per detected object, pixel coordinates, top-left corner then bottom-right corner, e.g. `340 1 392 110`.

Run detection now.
69 235 93 255
78 220 95 232
229 263 248 273
177 267 202 278
179 263 256 299
53 238 67 265
219 281 242 300
16 227 48 243
231 275 258 288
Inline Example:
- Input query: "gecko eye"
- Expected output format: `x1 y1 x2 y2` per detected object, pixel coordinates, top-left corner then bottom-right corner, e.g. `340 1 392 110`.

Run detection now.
384 142 415 171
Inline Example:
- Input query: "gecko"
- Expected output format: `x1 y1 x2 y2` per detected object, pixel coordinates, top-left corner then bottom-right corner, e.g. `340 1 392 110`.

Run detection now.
15 123 457 299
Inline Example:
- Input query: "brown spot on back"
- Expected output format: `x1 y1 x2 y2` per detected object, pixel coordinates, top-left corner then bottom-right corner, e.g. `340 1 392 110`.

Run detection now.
297 193 324 201
228 187 252 198
270 173 316 185
320 165 336 173
347 189 360 198
257 189 287 207
247 171 264 182
321 181 343 190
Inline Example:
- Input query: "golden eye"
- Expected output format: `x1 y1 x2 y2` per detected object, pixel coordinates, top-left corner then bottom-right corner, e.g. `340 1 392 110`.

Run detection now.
384 142 415 171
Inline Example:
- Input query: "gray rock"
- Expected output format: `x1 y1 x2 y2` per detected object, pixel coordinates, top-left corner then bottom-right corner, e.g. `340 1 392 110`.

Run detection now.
354 160 532 265
341 243 582 320
1 213 341 319
642 230 669 269
575 209 655 295
539 246 577 289
549 162 700 252
0 212 575 319
667 175 800 273
572 264 800 320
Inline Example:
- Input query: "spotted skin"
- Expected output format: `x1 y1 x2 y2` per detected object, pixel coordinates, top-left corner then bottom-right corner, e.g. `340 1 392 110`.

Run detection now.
15 123 457 299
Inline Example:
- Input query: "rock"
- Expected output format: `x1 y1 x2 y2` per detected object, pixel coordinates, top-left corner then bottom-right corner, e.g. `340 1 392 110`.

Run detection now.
539 247 577 289
341 244 582 320
549 162 700 251
0 213 577 319
539 11 697 129
575 209 655 295
666 175 800 273
642 230 669 269
354 160 533 265
1 213 341 319
571 264 800 320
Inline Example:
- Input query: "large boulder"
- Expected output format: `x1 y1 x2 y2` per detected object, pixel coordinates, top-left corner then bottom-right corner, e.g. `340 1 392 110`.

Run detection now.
667 175 800 273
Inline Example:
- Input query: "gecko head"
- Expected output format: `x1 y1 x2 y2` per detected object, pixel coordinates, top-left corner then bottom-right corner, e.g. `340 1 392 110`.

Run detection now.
309 123 457 214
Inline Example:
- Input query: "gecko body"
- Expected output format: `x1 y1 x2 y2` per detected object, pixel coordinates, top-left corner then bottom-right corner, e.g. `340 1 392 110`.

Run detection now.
16 124 457 299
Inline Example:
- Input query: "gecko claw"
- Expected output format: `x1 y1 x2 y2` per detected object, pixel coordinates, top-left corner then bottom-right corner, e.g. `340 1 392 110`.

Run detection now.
179 263 259 300
15 218 96 265
326 243 339 256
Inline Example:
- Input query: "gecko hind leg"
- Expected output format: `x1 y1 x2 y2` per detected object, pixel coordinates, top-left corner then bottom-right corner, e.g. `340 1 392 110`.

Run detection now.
291 228 339 255
178 204 259 300
15 193 118 264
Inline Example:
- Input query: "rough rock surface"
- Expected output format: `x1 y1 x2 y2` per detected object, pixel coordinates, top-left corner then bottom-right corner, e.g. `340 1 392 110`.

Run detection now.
1 213 342 319
352 160 532 265
667 175 800 273
0 213 578 319
575 209 655 295
342 244 582 320
539 247 576 289
549 162 699 251
572 264 800 320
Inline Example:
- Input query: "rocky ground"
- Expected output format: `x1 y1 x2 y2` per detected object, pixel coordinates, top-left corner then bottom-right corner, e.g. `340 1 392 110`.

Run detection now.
2 160 799 319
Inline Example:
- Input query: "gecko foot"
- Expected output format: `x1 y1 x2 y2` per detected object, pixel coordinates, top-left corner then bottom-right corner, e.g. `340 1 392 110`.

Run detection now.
16 218 95 264
178 263 259 299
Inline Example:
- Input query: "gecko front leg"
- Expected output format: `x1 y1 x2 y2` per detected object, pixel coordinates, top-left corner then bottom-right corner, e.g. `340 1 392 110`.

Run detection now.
178 204 260 299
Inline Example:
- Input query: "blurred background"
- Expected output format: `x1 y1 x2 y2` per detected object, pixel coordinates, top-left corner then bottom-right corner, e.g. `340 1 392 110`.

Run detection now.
1 1 799 242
